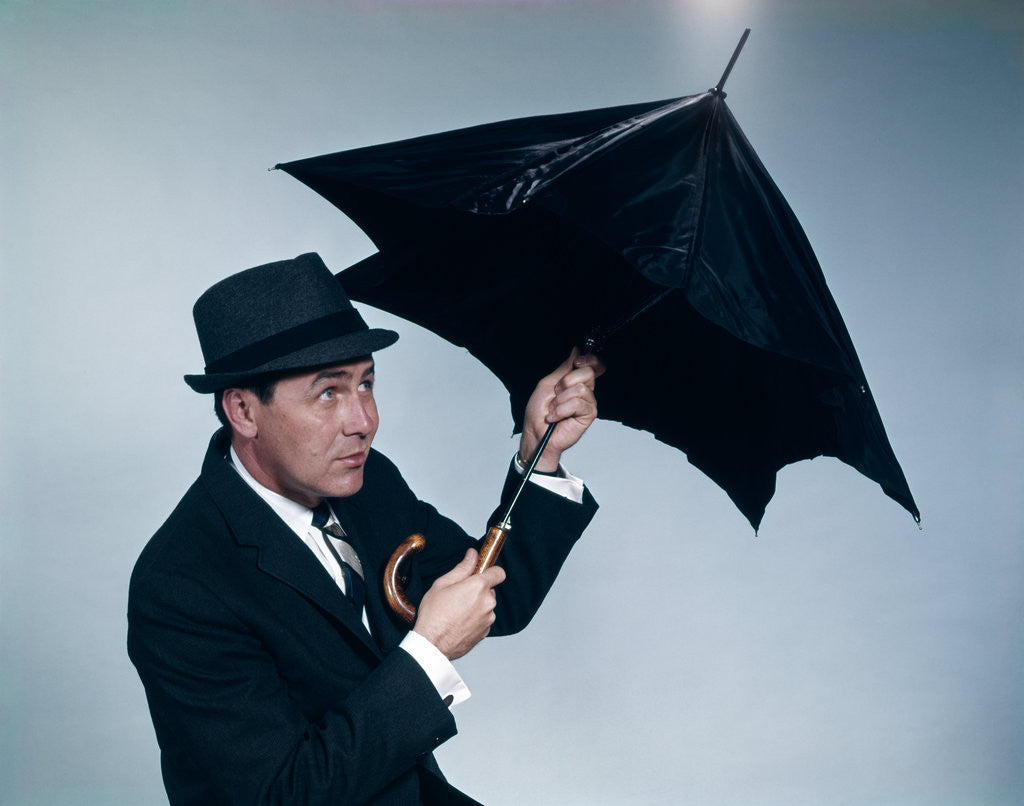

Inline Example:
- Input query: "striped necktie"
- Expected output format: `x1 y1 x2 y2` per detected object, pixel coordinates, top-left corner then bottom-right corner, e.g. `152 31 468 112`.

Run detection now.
311 503 366 614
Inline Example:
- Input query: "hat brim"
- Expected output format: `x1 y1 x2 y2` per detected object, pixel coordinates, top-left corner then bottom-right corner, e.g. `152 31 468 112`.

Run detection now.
184 327 399 393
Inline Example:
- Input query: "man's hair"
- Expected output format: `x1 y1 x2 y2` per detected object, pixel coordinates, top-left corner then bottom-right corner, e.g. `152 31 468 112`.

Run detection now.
214 377 279 431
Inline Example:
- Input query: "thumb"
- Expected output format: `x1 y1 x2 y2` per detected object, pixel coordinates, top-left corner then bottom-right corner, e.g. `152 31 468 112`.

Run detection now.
549 348 577 385
437 548 479 587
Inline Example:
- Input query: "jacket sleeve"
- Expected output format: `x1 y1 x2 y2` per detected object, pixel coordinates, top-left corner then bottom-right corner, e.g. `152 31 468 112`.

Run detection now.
367 454 598 637
128 556 455 805
485 466 599 634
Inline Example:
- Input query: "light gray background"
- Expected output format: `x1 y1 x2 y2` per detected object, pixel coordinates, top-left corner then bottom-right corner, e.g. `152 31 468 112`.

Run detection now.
2 2 1021 804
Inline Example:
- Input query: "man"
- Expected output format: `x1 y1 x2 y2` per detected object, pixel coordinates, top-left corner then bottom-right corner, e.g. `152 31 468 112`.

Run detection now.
128 253 600 805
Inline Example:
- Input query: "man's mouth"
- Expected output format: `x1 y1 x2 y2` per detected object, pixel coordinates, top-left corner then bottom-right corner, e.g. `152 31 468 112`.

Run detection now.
337 451 367 467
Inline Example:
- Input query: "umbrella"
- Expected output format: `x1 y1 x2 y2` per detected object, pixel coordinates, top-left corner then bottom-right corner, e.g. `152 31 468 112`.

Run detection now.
274 33 918 531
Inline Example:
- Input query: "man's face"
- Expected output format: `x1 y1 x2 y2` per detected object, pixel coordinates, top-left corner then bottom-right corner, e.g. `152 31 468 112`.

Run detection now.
243 358 379 506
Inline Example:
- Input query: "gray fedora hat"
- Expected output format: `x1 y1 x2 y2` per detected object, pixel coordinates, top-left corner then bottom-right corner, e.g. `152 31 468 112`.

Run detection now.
184 252 398 393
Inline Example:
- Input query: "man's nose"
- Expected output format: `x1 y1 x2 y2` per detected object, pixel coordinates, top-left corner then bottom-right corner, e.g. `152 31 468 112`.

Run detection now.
341 397 374 436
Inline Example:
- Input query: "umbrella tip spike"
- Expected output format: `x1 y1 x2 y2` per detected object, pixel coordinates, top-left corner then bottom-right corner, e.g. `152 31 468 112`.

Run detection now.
713 27 751 95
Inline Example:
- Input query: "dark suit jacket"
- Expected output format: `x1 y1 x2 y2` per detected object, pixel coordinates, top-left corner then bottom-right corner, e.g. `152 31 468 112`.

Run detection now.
128 430 597 805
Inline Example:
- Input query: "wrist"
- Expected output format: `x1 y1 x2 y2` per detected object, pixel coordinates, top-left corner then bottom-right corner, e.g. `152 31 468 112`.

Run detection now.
401 630 470 707
515 451 562 477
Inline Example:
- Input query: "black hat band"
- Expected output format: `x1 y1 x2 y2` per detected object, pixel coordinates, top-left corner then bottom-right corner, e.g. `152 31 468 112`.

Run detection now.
204 309 368 373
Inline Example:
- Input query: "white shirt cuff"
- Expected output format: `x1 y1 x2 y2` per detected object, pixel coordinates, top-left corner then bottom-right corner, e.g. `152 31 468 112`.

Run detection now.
400 630 471 708
513 453 585 504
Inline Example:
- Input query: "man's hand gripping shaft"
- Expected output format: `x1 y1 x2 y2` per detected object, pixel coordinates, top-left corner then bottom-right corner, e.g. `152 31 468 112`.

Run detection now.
382 349 602 635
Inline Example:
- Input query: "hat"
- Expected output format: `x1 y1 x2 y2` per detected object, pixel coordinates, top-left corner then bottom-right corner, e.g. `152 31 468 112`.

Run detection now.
184 252 398 393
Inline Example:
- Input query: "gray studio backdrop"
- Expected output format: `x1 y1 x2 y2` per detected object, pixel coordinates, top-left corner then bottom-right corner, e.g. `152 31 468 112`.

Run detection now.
2 2 1021 804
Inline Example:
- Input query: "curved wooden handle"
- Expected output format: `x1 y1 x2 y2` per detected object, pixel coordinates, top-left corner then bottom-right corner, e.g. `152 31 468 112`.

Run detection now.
384 525 511 624
383 533 426 625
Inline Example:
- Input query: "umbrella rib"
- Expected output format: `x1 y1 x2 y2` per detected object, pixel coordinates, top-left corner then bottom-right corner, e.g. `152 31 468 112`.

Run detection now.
599 288 674 348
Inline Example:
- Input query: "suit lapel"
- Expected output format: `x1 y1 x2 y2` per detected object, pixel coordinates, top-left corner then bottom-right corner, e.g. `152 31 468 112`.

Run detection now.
200 432 381 658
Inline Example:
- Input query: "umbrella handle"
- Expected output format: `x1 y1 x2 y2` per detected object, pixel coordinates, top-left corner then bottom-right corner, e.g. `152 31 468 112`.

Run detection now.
383 526 509 625
383 533 424 625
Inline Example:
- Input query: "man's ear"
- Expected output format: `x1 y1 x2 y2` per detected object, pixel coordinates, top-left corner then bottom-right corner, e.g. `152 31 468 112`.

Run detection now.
222 388 259 439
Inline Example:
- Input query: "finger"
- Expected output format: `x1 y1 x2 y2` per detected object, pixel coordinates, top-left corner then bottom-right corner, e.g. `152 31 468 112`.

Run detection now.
479 565 506 588
573 352 606 378
544 348 605 394
547 403 596 426
542 349 579 387
554 380 596 404
547 383 596 418
553 364 598 395
547 401 597 428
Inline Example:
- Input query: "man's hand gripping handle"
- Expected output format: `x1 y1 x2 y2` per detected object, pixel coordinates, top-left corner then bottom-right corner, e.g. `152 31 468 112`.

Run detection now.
383 526 507 626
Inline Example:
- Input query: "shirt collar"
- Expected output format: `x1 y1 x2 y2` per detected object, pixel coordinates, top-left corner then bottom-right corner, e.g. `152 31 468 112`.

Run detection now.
228 445 324 540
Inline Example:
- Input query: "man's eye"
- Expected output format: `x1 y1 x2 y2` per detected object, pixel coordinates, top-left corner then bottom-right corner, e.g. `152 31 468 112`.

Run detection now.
319 388 335 400
358 380 373 392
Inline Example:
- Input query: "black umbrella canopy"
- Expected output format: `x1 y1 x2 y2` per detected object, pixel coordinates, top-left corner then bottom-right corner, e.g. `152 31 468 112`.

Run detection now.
276 85 918 531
